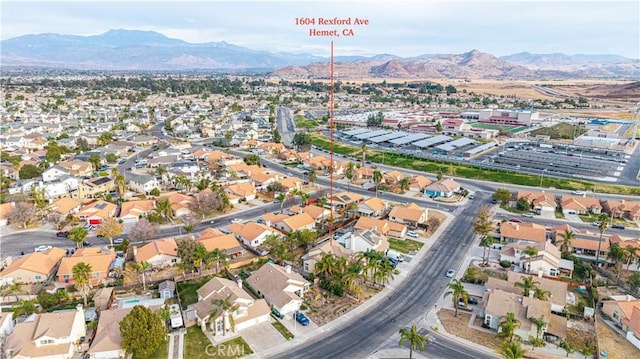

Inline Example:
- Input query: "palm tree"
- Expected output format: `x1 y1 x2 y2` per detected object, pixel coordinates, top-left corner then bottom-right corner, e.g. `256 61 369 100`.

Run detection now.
473 205 495 266
514 276 540 297
480 236 493 266
316 197 329 231
624 245 639 270
11 299 39 319
360 144 367 166
398 325 430 359
522 246 539 273
209 249 229 274
315 253 337 280
154 198 173 222
607 243 626 279
72 262 93 306
132 261 153 290
344 161 355 192
533 289 551 301
497 312 521 343
374 259 395 286
343 261 364 299
0 282 24 302
307 170 317 186
557 229 575 257
500 339 527 359
399 177 410 193
213 295 239 336
276 193 287 213
372 170 383 198
443 279 468 317
115 174 126 199
595 214 609 265
530 316 547 341
193 245 208 275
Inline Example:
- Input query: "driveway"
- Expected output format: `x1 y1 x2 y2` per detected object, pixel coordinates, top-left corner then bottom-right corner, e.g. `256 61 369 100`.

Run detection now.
241 321 288 352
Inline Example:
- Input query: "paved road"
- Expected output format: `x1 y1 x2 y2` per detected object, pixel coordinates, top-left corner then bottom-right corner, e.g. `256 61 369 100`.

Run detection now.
276 105 296 147
270 193 495 359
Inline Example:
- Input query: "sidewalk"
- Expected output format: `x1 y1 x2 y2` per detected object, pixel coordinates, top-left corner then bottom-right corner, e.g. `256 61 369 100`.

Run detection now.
244 211 455 359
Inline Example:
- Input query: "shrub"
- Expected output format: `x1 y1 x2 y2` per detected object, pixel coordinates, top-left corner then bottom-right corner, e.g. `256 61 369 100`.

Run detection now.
499 260 512 268
300 303 308 310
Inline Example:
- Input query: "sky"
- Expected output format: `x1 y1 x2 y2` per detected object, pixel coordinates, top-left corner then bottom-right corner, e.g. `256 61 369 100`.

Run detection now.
1 0 639 58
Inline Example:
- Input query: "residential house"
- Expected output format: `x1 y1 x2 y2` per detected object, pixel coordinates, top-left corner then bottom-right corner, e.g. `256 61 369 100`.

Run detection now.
158 192 194 218
486 272 573 314
71 177 115 200
388 203 429 228
516 191 557 215
289 205 331 225
499 241 574 277
133 238 180 268
0 248 66 286
302 241 355 274
602 199 640 222
330 191 365 210
250 171 278 189
57 248 115 286
192 277 270 335
127 174 159 195
352 167 376 182
74 200 117 225
198 231 246 259
57 161 94 177
271 213 315 233
258 142 285 154
500 222 547 244
569 232 610 262
246 263 309 314
424 178 460 198
409 175 432 192
48 198 82 217
560 195 602 215
601 295 640 349
118 200 155 223
278 177 303 192
336 228 390 253
383 170 405 185
42 166 70 182
357 197 387 218
227 221 279 248
354 216 389 235
224 182 257 203
482 289 566 342
5 305 86 359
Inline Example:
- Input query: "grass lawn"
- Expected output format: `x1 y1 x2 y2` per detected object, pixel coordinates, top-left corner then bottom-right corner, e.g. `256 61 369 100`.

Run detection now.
271 321 294 340
529 122 588 139
177 275 216 309
579 214 598 223
499 204 527 214
149 339 169 359
555 211 565 219
388 238 424 254
183 327 253 359
183 326 211 359
308 133 640 196
295 116 318 129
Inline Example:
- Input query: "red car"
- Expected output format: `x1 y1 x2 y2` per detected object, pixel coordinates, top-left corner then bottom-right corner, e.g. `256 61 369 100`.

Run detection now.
509 218 521 223
56 231 69 237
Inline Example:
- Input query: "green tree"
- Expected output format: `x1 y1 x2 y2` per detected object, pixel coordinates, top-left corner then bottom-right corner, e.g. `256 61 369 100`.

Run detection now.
344 161 355 192
120 305 167 359
435 121 443 132
497 312 521 343
398 324 430 359
0 282 24 302
373 170 383 197
177 239 206 274
208 248 229 273
595 213 609 265
213 295 240 336
399 177 410 192
607 243 626 279
436 171 443 181
516 198 530 211
154 198 173 222
273 129 282 143
443 279 468 317
493 188 512 205
150 187 161 196
68 226 89 248
18 164 43 179
559 340 575 357
45 142 63 164
530 316 547 341
97 132 113 147
244 154 260 166
276 193 287 213
624 245 639 271
308 169 317 186
360 144 367 165
514 276 540 297
72 262 93 306
499 339 526 359
522 246 539 273
105 153 118 163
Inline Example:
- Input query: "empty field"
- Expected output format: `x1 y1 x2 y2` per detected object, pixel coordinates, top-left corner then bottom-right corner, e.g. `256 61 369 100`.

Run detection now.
529 122 588 139
468 121 526 132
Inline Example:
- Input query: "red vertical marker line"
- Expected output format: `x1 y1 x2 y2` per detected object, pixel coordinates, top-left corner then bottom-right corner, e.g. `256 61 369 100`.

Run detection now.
329 40 334 244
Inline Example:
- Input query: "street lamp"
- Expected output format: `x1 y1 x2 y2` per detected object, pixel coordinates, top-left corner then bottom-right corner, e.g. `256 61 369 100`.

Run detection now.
539 168 547 188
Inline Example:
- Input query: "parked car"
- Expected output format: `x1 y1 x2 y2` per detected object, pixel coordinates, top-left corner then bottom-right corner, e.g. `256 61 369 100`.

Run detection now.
571 191 586 196
271 308 285 319
56 231 69 237
231 219 243 224
468 194 475 200
460 297 479 306
113 238 125 245
611 224 626 230
256 218 265 224
34 245 52 253
522 213 534 218
509 218 521 223
294 311 309 326
82 241 92 247
386 249 405 262
406 231 419 238
446 269 456 278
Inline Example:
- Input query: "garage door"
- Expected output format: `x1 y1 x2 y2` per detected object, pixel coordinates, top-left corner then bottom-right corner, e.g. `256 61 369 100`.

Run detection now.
89 219 101 225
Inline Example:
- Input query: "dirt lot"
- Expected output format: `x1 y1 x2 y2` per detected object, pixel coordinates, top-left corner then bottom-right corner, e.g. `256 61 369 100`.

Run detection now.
304 285 380 326
437 308 503 351
597 317 640 359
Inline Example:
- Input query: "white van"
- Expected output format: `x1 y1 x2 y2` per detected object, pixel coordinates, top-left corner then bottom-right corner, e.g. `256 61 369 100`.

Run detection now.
387 249 405 262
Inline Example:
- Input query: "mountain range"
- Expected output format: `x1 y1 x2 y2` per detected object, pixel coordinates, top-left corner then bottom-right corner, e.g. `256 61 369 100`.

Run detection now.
1 29 638 79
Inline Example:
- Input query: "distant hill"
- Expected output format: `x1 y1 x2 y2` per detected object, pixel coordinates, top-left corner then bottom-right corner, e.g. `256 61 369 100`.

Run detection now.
1 29 638 79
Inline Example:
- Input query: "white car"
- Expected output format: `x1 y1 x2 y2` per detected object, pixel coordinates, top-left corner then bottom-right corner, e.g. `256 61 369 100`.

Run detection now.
34 245 52 253
406 231 419 238
446 269 456 278
571 191 585 196
231 219 243 224
522 213 534 218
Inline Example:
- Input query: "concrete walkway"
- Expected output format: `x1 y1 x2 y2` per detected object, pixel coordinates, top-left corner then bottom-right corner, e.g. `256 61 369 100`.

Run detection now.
168 329 185 359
